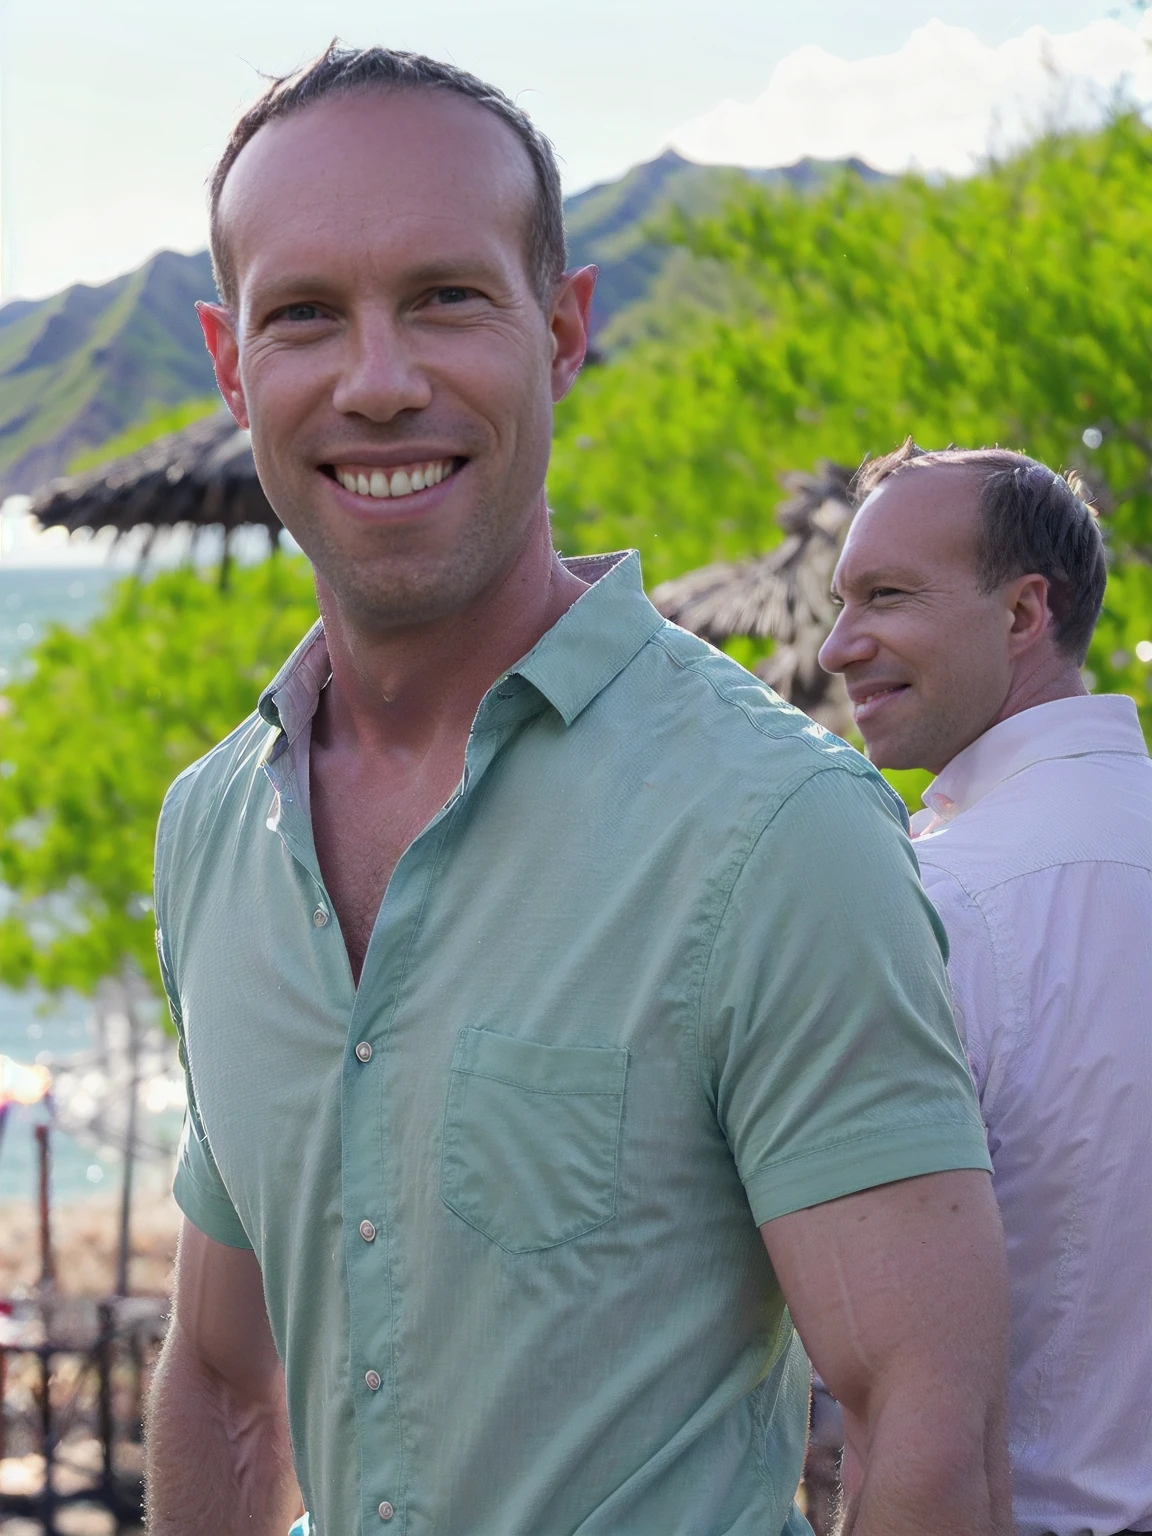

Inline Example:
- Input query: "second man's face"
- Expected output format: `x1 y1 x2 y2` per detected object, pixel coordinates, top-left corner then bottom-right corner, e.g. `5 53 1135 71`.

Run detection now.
206 90 575 634
819 468 1019 775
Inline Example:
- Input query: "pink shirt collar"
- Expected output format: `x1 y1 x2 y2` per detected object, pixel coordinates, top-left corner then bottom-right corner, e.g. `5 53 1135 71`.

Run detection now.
911 694 1147 835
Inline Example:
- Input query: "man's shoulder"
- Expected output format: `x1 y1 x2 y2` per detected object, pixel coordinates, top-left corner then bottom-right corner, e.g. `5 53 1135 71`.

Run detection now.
916 748 1152 897
636 621 888 799
157 707 276 863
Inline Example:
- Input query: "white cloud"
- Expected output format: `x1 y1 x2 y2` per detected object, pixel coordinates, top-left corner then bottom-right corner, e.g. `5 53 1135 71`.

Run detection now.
669 16 1152 176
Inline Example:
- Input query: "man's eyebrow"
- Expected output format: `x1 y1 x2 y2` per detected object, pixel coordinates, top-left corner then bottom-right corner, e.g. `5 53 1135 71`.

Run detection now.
400 257 510 287
838 566 924 592
245 274 344 308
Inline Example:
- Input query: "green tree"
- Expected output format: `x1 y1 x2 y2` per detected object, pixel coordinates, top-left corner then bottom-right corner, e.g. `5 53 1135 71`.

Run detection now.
548 115 1152 738
0 561 317 1014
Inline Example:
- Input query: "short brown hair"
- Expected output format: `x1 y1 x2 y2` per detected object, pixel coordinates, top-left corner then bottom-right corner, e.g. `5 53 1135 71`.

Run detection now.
854 438 1107 663
208 43 567 309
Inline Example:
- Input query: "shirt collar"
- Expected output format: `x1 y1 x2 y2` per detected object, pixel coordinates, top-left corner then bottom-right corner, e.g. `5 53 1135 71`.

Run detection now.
511 551 665 725
258 620 329 755
922 693 1149 824
256 550 665 749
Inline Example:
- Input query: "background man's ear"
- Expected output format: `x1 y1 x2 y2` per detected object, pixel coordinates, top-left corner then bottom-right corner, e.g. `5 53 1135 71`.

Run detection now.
196 301 250 429
550 266 598 404
1006 573 1052 654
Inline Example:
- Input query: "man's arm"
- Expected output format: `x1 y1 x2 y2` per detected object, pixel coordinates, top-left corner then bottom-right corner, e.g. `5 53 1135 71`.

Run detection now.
146 1219 302 1535
762 1168 1011 1536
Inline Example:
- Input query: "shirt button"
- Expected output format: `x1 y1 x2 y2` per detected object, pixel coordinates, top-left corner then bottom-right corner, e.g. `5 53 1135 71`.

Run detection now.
365 1369 382 1391
355 1041 373 1063
359 1219 376 1242
312 905 329 927
378 1501 395 1521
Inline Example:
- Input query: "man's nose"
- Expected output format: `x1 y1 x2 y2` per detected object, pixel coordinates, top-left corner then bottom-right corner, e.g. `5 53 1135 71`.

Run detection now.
331 315 433 421
818 607 875 675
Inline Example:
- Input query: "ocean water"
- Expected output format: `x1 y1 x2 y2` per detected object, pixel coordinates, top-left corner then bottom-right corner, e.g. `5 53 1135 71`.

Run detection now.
0 564 120 681
1 564 183 1205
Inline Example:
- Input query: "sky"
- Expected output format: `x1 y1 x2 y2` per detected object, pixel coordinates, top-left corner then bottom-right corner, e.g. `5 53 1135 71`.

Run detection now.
0 0 1149 301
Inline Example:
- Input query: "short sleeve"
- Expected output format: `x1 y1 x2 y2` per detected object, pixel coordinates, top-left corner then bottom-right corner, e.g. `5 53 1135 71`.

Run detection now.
155 810 253 1252
702 766 991 1227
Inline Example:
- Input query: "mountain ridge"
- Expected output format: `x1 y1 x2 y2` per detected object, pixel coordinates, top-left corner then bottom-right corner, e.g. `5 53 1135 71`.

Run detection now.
0 250 218 496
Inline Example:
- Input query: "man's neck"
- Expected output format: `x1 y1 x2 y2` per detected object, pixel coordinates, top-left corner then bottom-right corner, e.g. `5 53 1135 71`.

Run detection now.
927 654 1089 780
314 519 588 756
991 654 1088 732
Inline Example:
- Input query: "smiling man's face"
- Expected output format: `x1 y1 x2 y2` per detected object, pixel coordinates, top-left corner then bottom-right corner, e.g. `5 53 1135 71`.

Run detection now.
818 466 1020 774
203 88 577 633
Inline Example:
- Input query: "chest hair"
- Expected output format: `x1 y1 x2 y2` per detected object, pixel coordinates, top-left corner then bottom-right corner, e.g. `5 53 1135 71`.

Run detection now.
310 746 463 982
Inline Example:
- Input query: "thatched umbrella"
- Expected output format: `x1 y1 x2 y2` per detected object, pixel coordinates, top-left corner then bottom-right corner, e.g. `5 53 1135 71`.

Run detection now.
651 461 856 735
30 410 280 581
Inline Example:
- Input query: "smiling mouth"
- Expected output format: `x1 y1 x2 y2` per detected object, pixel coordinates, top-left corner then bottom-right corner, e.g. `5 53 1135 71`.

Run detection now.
324 457 462 501
852 684 911 720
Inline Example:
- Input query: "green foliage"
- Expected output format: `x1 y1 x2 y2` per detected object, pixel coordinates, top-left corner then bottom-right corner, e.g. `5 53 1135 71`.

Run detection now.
549 114 1152 734
0 561 317 1011
69 396 221 474
880 767 935 816
550 311 798 585
1085 556 1152 741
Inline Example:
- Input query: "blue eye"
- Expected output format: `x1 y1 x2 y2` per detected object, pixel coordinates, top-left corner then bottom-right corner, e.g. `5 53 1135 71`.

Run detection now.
279 303 324 322
433 288 475 305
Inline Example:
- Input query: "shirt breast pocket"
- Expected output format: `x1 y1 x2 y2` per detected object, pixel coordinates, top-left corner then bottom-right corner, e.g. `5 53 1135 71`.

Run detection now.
441 1027 628 1254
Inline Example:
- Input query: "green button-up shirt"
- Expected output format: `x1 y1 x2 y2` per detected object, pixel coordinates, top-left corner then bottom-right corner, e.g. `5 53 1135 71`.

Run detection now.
156 550 989 1536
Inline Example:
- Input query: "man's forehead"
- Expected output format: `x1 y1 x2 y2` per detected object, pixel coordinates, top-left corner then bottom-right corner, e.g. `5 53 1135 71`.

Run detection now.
860 463 983 520
218 88 535 242
836 466 983 586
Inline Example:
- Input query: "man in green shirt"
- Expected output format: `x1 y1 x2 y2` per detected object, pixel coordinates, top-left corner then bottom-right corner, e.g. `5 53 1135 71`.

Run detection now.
145 45 1010 1536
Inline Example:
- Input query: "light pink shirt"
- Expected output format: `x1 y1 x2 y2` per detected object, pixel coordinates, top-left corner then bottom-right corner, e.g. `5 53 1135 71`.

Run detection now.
913 695 1152 1536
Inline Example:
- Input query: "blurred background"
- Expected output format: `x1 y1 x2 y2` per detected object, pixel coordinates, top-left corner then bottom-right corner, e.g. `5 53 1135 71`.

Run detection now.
2 1 1151 1528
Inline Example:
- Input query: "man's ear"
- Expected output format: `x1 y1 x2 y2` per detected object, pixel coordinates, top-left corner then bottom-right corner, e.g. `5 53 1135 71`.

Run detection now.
196 301 249 429
1006 573 1052 656
550 266 598 404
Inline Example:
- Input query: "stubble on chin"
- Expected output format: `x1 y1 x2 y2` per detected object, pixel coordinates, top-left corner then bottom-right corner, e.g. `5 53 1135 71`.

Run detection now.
863 711 955 777
310 509 530 638
324 558 480 634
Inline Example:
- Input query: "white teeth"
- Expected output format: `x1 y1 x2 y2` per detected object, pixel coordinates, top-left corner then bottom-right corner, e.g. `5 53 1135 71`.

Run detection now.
336 460 452 497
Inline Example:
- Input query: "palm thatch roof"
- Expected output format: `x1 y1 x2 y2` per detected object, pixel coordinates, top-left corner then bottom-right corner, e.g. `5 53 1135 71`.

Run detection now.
651 461 856 734
30 411 280 546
